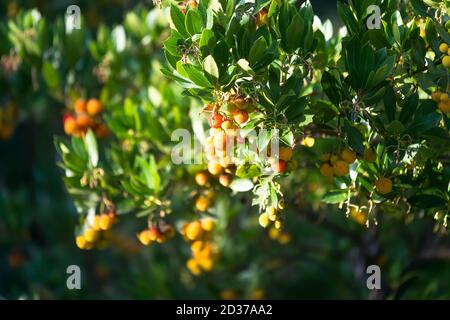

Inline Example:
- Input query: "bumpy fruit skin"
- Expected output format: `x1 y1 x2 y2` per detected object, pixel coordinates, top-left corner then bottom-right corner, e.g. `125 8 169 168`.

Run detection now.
333 160 349 177
195 195 210 212
375 177 393 194
208 113 223 128
271 160 286 173
439 43 449 54
363 148 377 163
74 99 86 113
64 116 77 135
233 109 249 124
195 171 209 186
279 146 293 161
443 56 450 68
440 93 449 102
86 98 102 116
341 149 356 163
320 163 334 177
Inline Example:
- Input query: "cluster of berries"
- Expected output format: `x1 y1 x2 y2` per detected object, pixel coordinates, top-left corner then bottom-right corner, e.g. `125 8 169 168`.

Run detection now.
76 212 117 250
319 149 357 179
137 220 175 245
63 98 109 138
181 218 218 275
431 90 450 114
439 42 450 69
258 207 283 230
268 226 292 244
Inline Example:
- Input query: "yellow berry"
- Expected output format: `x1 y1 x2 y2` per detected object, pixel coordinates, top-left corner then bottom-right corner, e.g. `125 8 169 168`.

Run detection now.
258 213 270 228
99 214 113 230
439 43 449 53
200 218 215 232
84 228 98 243
195 195 211 212
191 240 204 253
138 230 152 245
440 93 449 102
186 258 202 275
438 101 450 113
443 56 450 68
76 235 87 249
186 221 203 241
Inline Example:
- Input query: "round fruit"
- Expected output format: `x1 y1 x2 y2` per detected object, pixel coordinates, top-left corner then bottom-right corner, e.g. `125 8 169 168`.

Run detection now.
208 113 223 128
219 174 232 187
201 219 215 232
99 214 113 230
258 213 270 228
438 101 450 113
207 161 222 175
320 153 331 162
440 93 449 102
279 146 293 161
186 221 203 241
138 230 152 245
271 160 286 173
148 227 159 241
330 155 339 165
84 228 98 243
187 258 201 275
439 43 449 53
340 149 356 164
76 235 87 249
188 0 198 9
76 113 92 128
320 163 334 177
195 171 209 186
333 160 349 177
233 110 249 124
443 56 450 68
86 98 102 116
375 177 393 194
195 195 211 212
74 99 86 113
363 148 377 163
64 116 77 135
191 240 204 253
301 137 315 147
432 92 441 102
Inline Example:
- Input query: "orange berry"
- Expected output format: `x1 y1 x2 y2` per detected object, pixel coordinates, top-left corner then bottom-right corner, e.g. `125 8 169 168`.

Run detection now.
320 163 334 177
84 228 98 243
186 221 203 241
76 235 87 249
74 99 86 113
195 195 211 212
86 98 102 116
233 109 249 124
76 113 93 128
375 177 393 195
218 174 232 187
438 101 450 113
94 123 109 138
195 171 209 186
99 214 113 230
279 146 293 161
208 161 222 175
333 160 349 177
64 116 77 135
200 218 215 232
138 230 152 245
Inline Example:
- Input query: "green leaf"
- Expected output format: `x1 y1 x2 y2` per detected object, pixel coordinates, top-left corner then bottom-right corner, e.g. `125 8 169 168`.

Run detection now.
203 55 219 80
344 122 365 154
42 62 60 90
383 85 396 122
322 190 348 204
170 4 189 37
185 9 203 36
409 193 447 208
84 129 98 167
249 36 268 66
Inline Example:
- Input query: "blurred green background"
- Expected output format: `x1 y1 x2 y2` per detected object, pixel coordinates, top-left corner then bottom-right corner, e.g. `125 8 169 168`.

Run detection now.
1 0 450 300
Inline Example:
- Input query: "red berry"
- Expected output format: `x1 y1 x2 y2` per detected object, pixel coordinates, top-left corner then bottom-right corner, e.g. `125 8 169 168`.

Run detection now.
271 160 286 173
208 113 224 128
